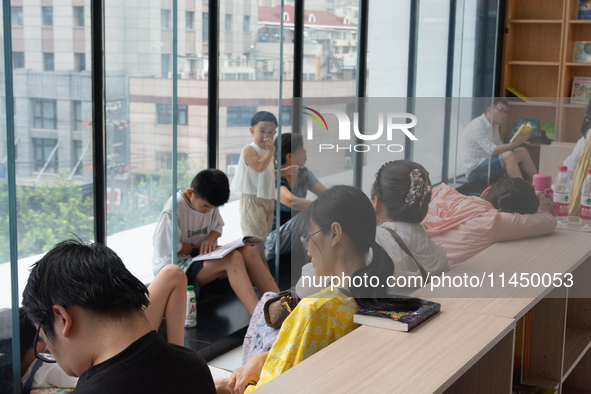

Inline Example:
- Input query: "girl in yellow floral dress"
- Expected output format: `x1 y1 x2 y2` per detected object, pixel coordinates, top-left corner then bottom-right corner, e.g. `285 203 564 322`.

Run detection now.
216 185 421 394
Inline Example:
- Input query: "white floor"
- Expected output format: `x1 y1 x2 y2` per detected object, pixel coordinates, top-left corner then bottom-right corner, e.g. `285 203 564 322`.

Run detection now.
208 345 243 372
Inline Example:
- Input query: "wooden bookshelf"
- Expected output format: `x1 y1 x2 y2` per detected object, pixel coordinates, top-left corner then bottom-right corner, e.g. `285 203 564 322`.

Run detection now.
501 0 591 145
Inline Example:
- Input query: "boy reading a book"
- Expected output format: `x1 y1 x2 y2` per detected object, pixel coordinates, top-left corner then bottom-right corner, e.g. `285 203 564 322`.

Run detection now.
459 98 537 183
152 169 279 315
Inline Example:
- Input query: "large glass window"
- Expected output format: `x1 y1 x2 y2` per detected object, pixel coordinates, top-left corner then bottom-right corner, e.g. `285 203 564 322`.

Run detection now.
74 6 85 27
186 11 194 30
162 9 171 30
12 51 24 69
33 138 59 173
157 104 188 125
42 6 53 26
75 53 86 72
227 106 257 127
33 99 57 129
11 6 23 26
43 52 54 72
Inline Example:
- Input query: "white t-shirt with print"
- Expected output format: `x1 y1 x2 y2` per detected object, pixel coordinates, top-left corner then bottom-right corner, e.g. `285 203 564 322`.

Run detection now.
152 191 224 275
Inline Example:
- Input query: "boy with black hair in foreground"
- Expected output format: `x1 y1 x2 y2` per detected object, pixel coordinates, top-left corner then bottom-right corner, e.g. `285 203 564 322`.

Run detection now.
21 240 215 394
152 169 279 315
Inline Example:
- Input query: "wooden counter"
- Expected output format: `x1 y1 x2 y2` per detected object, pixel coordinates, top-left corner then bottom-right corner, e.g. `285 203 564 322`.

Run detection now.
256 228 591 393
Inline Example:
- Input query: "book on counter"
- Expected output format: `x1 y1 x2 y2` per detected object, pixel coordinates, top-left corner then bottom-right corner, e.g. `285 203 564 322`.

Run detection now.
192 236 263 261
353 299 440 332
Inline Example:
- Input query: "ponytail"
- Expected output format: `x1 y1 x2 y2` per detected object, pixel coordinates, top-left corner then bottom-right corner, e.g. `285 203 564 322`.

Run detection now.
350 241 423 312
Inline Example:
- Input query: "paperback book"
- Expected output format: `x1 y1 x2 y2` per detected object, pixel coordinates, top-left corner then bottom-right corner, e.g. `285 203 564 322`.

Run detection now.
571 76 591 104
192 236 263 261
573 41 591 63
578 1 591 20
353 299 440 332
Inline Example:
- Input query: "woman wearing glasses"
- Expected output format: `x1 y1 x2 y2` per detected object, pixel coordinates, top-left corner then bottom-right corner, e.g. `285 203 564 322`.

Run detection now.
216 185 421 394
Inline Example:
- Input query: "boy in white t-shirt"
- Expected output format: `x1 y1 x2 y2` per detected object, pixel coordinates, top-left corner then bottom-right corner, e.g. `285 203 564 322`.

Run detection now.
152 169 279 315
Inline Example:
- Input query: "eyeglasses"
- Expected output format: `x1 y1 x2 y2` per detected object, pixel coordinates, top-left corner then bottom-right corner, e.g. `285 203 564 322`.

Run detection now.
34 326 56 363
300 230 323 255
494 107 509 115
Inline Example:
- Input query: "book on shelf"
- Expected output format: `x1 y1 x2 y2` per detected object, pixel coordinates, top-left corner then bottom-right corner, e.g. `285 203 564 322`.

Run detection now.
507 87 532 102
353 299 440 332
578 1 591 20
510 122 535 144
192 236 263 261
513 118 539 134
571 76 591 104
541 123 555 141
573 42 591 63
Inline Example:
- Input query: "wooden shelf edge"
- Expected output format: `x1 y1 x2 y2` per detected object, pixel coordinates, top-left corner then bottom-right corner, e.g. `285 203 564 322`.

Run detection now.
566 63 591 66
562 327 591 382
569 20 591 24
508 19 563 24
521 378 560 390
506 101 557 107
506 61 560 66
563 103 588 108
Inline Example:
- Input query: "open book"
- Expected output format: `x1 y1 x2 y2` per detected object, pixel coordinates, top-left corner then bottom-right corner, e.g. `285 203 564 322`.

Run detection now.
192 236 263 261
510 122 533 144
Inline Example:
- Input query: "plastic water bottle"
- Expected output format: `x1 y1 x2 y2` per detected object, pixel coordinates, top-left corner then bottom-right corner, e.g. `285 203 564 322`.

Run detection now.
185 285 197 328
532 174 554 214
580 169 591 229
553 166 571 226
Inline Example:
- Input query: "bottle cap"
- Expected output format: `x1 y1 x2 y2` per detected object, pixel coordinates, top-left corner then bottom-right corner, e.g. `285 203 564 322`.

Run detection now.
187 285 195 291
588 168 591 174
559 166 567 172
532 174 552 191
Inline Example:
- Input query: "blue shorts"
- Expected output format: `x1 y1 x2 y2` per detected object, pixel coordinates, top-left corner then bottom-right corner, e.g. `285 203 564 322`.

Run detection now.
468 155 507 183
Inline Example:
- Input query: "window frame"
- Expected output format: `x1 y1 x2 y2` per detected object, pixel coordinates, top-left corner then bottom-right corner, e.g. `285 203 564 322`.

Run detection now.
32 99 57 130
42 6 53 26
33 137 59 173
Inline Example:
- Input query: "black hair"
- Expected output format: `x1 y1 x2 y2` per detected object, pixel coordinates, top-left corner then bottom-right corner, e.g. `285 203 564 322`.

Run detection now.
580 98 591 137
21 239 150 341
250 111 278 127
302 185 422 311
371 160 431 224
274 133 304 166
484 178 539 214
19 308 37 360
190 168 230 207
487 97 508 111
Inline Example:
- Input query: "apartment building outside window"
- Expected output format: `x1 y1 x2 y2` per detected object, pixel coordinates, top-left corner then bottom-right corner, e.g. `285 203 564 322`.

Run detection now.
33 99 57 129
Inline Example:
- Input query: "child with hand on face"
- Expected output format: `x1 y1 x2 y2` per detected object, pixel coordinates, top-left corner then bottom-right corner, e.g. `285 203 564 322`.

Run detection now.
230 111 279 262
